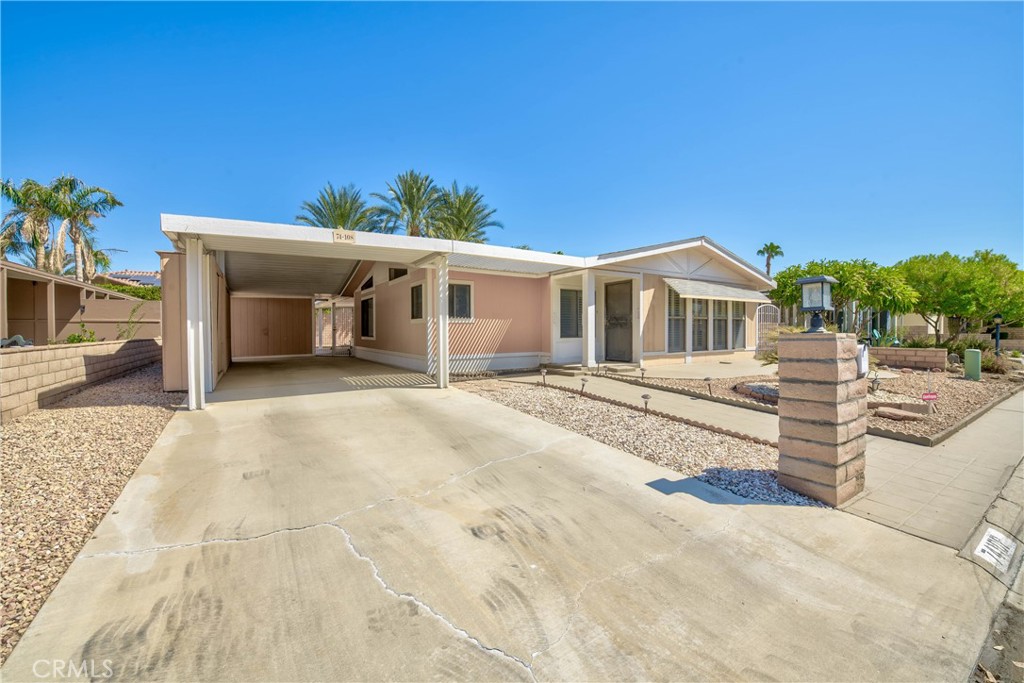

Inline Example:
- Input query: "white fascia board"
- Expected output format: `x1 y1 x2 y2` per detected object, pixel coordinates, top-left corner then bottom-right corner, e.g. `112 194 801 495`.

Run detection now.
585 237 704 266
449 240 585 269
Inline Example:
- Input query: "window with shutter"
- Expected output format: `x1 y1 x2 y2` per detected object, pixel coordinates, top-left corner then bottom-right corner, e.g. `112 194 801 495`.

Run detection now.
692 299 709 351
732 302 745 349
560 289 582 338
713 300 729 350
667 289 685 352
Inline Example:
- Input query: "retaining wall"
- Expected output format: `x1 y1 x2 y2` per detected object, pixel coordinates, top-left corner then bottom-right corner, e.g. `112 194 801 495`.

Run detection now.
871 347 947 370
0 338 161 422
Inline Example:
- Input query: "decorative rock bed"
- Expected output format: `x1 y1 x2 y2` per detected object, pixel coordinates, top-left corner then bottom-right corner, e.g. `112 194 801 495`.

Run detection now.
460 379 824 507
642 370 1023 443
0 364 183 664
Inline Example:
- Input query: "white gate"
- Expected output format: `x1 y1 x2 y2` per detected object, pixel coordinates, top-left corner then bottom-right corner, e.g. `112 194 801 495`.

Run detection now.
755 303 781 359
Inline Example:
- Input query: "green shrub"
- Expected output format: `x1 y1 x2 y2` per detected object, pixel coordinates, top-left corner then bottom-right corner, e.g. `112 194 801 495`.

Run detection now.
901 336 935 348
758 325 806 365
64 323 96 344
98 283 161 300
980 351 1011 374
943 338 993 359
1011 350 1023 359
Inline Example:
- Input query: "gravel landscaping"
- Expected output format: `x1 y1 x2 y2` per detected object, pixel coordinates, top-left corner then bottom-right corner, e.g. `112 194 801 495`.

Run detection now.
460 379 823 507
647 371 1022 438
0 364 182 664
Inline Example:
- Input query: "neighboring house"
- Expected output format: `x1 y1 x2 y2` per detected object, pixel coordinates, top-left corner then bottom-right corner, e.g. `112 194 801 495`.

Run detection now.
158 215 774 409
94 270 161 287
0 261 162 344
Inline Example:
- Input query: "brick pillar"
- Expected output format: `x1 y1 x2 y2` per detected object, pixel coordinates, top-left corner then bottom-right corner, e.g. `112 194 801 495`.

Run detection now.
777 333 867 506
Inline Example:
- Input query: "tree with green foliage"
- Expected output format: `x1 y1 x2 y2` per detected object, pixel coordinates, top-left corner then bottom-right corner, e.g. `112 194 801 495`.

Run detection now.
432 182 502 243
1 178 55 270
371 170 441 237
49 175 122 281
896 251 1024 343
756 242 784 277
770 259 917 335
296 183 383 232
98 283 162 300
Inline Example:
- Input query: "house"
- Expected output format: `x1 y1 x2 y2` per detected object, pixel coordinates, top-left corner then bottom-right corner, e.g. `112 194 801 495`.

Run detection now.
158 215 775 409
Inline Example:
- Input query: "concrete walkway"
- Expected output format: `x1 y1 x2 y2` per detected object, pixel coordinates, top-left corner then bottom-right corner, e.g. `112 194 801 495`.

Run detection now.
1 357 1007 682
845 392 1024 549
508 373 1023 549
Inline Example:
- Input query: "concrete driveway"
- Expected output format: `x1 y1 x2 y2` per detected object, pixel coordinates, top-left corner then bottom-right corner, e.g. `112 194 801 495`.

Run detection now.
3 358 1006 681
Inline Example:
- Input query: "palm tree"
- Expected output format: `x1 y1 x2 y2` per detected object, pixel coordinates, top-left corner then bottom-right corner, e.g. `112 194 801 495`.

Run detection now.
49 176 122 281
1 178 55 270
432 182 502 243
295 183 382 232
371 170 440 237
757 242 784 277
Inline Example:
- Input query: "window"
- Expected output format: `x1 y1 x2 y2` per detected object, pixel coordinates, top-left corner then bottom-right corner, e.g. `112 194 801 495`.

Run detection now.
449 283 472 319
560 289 583 338
360 276 374 291
389 268 408 281
360 297 374 338
410 285 423 320
667 289 686 353
713 300 729 350
732 302 746 349
692 299 709 351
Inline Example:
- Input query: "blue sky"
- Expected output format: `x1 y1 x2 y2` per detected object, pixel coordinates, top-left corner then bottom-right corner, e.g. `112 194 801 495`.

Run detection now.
2 2 1021 274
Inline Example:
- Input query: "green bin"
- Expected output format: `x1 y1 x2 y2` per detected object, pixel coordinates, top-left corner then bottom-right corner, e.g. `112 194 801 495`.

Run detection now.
964 349 981 381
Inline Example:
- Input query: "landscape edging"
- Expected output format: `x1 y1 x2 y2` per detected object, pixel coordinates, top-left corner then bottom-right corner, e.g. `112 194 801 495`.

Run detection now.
604 372 1024 449
534 380 778 447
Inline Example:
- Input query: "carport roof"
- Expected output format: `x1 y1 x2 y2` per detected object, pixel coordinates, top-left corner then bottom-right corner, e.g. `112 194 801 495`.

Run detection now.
160 214 775 296
161 214 585 295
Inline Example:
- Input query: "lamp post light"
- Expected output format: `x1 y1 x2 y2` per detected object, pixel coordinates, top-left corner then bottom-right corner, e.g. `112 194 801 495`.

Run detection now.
540 367 548 386
641 393 651 415
796 275 838 333
993 313 1004 356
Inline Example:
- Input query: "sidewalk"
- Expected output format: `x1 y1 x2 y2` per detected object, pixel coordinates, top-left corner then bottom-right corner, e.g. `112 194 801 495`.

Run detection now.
504 373 1024 549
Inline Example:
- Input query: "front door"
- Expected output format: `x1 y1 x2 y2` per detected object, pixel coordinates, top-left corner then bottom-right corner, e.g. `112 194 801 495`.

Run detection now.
604 281 632 362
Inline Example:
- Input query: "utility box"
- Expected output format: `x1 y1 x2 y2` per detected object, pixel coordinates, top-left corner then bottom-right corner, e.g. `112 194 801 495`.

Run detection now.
964 348 982 380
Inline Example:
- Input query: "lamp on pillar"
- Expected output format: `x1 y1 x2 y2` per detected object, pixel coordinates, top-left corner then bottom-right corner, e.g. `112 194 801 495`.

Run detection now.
796 275 838 334
993 313 1003 356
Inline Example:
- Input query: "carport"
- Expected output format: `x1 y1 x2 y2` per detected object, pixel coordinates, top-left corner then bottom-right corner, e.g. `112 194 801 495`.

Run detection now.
160 214 575 410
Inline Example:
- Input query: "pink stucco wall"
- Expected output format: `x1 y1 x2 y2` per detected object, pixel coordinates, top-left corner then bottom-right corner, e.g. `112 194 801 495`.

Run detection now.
449 271 549 356
353 267 427 357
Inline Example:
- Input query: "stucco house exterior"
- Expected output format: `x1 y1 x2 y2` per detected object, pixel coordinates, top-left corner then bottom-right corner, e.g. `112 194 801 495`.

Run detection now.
158 215 774 409
343 238 774 375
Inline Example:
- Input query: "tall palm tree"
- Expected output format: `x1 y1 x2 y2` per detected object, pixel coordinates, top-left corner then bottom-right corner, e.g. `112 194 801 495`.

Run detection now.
433 182 502 243
371 170 440 237
757 242 784 277
49 176 122 281
295 183 382 232
1 178 55 270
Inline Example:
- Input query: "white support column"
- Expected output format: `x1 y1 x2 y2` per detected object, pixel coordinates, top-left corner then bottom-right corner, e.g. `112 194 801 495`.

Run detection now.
0 266 9 339
636 273 644 366
185 237 207 410
435 256 450 388
582 270 597 369
202 253 215 392
685 297 694 363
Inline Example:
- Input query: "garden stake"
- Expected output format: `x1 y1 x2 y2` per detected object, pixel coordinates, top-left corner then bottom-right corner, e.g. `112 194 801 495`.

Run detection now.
641 393 651 415
580 377 588 396
705 377 713 396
